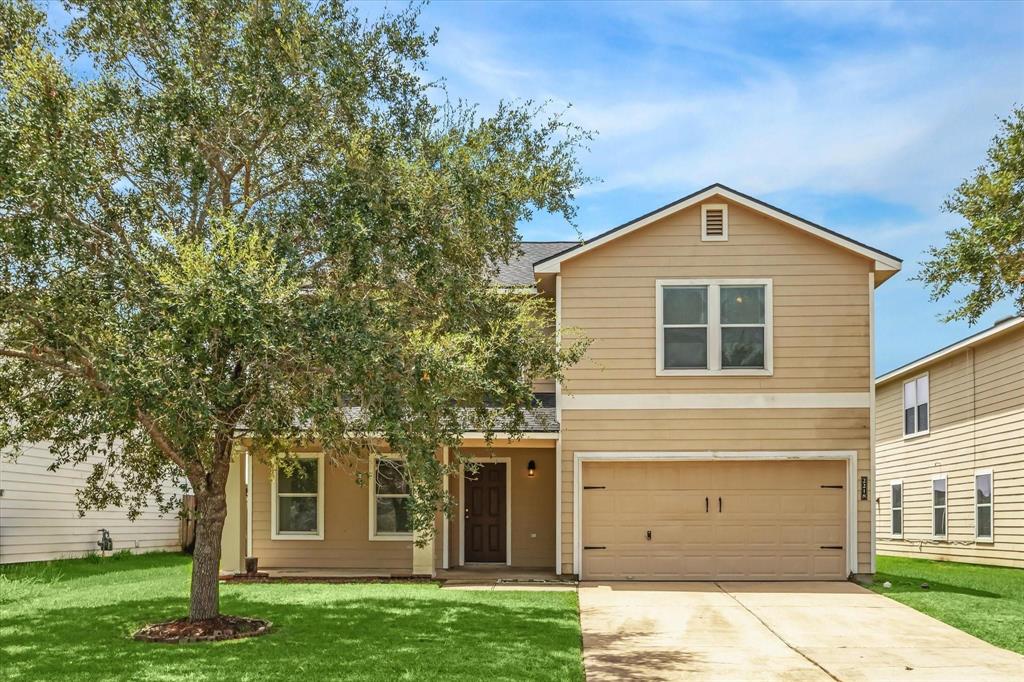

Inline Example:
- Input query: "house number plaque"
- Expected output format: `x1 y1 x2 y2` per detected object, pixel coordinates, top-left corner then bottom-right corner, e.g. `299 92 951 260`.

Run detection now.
860 476 869 501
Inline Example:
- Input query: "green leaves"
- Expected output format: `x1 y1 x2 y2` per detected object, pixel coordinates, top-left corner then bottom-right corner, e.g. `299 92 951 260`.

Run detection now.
0 0 589 547
919 106 1024 323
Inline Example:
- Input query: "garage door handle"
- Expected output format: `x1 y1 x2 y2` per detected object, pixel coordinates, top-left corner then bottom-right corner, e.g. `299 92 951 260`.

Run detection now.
583 546 606 550
820 545 843 550
718 496 722 513
705 496 709 513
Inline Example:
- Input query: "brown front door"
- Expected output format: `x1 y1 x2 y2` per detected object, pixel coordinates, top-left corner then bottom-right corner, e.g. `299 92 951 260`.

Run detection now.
464 462 507 563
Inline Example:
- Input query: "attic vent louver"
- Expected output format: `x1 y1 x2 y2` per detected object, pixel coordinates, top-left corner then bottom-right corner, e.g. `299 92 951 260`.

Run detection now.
701 204 728 241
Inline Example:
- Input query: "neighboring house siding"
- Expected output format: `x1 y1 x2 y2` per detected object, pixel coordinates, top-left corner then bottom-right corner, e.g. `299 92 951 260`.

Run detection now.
876 326 1023 568
557 200 874 575
0 443 180 564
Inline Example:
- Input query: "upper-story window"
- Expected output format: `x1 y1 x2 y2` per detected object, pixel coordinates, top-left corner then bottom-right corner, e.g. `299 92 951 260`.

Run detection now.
903 374 929 437
656 279 773 376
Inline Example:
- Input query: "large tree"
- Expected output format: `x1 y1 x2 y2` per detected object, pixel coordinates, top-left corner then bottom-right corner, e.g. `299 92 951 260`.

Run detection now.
919 106 1024 323
0 0 588 622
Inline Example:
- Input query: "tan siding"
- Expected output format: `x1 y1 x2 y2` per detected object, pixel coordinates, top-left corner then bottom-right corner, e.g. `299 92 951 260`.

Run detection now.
0 444 180 564
876 327 1024 568
556 196 876 575
251 457 412 571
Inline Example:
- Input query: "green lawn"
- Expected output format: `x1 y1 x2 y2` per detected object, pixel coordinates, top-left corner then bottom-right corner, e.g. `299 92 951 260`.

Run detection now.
0 552 583 681
870 555 1024 654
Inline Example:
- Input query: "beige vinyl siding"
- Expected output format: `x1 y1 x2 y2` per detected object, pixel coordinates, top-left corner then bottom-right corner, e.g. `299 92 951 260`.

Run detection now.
446 447 556 568
560 409 871 574
0 443 180 564
556 198 875 575
560 201 871 394
251 456 412 572
876 327 1023 567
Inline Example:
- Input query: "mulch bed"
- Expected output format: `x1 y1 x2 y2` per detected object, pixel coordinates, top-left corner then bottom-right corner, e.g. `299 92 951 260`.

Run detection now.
133 615 272 643
222 574 437 585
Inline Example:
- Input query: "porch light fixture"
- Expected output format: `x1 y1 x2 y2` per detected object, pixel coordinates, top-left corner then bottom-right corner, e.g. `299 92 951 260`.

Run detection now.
527 460 536 477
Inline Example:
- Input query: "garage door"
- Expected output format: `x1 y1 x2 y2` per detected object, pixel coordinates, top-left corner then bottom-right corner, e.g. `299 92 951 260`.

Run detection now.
582 460 847 581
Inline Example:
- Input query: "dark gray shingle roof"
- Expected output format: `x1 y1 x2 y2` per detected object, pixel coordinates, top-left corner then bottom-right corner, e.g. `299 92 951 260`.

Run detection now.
493 241 579 286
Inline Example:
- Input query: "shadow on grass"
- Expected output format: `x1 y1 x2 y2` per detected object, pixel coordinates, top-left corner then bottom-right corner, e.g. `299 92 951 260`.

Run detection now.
874 573 1001 599
2 588 583 681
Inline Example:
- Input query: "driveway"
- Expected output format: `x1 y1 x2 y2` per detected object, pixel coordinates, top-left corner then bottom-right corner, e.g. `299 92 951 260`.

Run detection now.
579 581 1024 681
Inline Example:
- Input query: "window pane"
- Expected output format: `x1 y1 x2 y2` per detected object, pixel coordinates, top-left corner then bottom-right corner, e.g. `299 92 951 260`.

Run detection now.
278 496 317 532
892 509 902 535
721 327 764 368
891 484 902 508
720 286 765 324
934 507 946 536
933 478 946 506
375 460 408 495
663 286 708 325
976 474 992 504
977 505 992 538
278 459 318 494
916 375 929 403
664 327 707 369
917 403 928 432
904 407 916 435
376 497 411 534
904 381 916 409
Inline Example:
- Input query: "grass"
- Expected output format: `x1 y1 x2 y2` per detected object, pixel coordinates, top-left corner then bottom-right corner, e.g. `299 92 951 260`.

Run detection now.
869 555 1024 654
0 552 583 682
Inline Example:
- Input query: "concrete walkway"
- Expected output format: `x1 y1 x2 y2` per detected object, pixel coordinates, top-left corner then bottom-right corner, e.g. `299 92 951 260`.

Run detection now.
579 581 1024 681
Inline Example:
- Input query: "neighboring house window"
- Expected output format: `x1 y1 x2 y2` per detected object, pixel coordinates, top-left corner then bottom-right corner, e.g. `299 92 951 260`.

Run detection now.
370 456 412 540
890 481 903 538
701 204 728 241
271 454 324 540
932 475 947 539
975 471 993 542
656 279 772 375
903 374 929 437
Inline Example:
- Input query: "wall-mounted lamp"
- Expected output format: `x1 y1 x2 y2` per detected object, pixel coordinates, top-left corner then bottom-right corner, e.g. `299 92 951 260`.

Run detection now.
527 460 536 477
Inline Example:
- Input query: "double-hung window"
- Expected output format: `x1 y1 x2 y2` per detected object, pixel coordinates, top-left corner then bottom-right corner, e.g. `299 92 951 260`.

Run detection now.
975 471 993 542
903 374 929 437
657 279 772 375
370 456 412 540
271 454 324 540
932 474 947 539
890 481 903 538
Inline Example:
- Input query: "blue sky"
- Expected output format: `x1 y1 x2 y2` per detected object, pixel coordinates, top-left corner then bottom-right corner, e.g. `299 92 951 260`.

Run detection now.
405 0 1024 373
47 1 1024 373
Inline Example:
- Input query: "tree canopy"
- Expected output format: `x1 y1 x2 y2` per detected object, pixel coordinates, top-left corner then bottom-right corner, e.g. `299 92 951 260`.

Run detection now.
0 0 589 620
919 106 1024 323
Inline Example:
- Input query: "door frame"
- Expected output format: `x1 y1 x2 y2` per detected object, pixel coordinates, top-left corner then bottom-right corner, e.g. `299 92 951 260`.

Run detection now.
573 450 857 579
459 457 512 566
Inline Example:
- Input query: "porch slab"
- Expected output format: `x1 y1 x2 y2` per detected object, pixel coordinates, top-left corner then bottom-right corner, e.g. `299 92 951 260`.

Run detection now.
438 565 577 590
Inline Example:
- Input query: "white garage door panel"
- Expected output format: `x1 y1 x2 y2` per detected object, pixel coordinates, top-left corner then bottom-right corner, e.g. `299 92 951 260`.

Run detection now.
582 460 847 581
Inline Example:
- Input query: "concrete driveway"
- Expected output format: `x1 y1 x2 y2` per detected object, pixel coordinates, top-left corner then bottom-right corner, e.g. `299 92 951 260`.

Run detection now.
579 581 1024 681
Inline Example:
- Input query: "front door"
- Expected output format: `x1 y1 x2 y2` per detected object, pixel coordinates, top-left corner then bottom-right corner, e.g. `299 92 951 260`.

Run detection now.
464 462 507 563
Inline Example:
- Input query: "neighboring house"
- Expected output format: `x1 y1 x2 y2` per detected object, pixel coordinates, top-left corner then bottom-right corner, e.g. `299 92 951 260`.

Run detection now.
875 316 1023 568
221 183 902 581
0 444 182 564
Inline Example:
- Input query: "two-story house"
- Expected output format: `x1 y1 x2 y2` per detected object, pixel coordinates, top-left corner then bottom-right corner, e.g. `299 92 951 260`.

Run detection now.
219 183 902 581
875 316 1023 568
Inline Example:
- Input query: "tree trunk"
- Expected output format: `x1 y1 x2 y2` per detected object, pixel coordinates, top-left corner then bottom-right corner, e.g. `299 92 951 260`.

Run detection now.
189 489 227 622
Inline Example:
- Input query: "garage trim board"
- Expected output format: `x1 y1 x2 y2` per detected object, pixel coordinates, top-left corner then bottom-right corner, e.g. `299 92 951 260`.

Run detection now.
572 451 858 579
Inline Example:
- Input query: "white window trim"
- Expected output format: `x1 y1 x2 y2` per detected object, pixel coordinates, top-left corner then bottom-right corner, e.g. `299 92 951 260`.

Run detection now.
270 452 325 541
902 372 930 439
932 473 948 540
890 480 903 539
369 454 414 541
974 469 994 543
655 278 773 376
701 203 729 241
458 457 512 567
